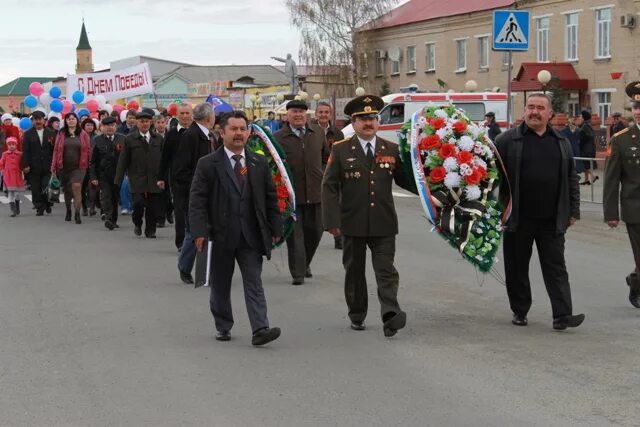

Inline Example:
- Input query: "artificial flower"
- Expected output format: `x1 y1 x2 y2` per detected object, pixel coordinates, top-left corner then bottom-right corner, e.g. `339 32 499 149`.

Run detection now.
443 157 459 172
456 150 474 165
452 121 467 133
444 172 461 189
457 135 475 152
429 166 447 183
420 134 441 151
439 143 457 159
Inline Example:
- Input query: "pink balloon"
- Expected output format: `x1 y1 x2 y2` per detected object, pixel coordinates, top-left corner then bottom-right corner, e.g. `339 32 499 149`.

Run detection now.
29 82 44 97
61 100 72 114
112 104 124 114
86 99 100 113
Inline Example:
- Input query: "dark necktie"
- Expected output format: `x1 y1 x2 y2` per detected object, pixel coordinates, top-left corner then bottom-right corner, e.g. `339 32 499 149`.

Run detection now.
208 132 216 151
143 134 149 144
366 142 374 166
232 154 246 187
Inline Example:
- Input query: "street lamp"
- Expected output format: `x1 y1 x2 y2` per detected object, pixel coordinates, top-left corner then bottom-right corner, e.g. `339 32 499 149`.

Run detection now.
465 80 478 92
537 70 552 94
355 87 365 96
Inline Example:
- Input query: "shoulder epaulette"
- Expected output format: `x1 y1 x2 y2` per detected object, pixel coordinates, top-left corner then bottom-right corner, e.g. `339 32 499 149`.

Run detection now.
613 127 630 138
332 138 348 146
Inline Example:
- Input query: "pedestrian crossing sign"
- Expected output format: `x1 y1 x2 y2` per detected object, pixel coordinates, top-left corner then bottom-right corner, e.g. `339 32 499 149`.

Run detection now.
493 10 530 51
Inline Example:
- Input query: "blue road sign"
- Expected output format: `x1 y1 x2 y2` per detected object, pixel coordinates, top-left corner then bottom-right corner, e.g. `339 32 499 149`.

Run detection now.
493 10 530 51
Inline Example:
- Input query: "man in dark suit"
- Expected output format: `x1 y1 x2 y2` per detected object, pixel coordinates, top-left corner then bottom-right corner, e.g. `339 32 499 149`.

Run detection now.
322 95 414 337
159 104 193 250
114 111 164 238
117 109 138 135
189 110 282 346
172 103 216 284
90 117 124 230
21 111 56 215
603 81 640 308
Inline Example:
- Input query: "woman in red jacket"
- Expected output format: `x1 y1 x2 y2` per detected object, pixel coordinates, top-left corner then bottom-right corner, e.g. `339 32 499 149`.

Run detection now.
51 112 91 224
0 137 25 217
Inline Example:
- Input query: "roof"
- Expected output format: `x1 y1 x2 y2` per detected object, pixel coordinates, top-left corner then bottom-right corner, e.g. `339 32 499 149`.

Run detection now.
110 56 194 79
366 0 514 30
274 65 345 76
0 77 56 96
510 62 588 91
77 21 91 50
160 65 289 86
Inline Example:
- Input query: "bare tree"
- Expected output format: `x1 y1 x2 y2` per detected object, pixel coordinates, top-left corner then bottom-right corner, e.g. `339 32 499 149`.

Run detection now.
285 0 399 88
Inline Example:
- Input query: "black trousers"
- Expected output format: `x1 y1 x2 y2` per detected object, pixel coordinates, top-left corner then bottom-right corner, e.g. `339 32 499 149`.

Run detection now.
28 172 51 211
210 236 269 334
625 224 640 291
132 192 161 234
172 187 187 249
503 218 573 319
156 186 173 224
342 235 401 323
100 180 119 224
285 203 323 279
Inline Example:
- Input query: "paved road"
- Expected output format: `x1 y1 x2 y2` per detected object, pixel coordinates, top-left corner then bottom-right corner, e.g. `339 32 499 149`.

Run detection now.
1 191 638 426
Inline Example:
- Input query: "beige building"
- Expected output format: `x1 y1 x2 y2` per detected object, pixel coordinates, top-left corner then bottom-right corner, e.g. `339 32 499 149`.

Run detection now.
357 0 640 125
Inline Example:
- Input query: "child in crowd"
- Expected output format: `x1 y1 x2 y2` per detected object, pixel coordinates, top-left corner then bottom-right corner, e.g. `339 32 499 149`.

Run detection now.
0 137 25 217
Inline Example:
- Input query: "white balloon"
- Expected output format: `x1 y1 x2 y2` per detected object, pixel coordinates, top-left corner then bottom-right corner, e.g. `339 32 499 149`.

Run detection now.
152 109 160 116
120 110 128 123
34 107 47 114
95 95 106 105
93 118 100 128
47 111 62 120
103 104 113 114
11 117 20 127
39 93 52 107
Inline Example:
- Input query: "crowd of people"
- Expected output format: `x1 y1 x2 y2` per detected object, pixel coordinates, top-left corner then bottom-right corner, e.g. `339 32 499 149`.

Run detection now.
1 85 639 347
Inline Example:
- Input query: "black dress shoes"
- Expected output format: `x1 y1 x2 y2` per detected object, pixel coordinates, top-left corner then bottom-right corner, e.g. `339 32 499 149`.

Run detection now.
383 311 407 337
350 321 366 331
553 313 585 330
145 232 156 239
105 220 114 230
134 226 142 236
167 212 174 224
215 331 231 341
305 267 313 278
292 277 304 285
252 327 281 346
626 275 640 308
45 205 52 214
179 270 194 284
512 314 528 326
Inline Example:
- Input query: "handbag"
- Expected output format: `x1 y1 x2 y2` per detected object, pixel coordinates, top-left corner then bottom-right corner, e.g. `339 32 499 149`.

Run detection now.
46 175 61 203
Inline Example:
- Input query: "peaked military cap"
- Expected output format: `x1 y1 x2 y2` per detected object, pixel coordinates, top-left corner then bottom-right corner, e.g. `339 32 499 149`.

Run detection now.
344 95 384 118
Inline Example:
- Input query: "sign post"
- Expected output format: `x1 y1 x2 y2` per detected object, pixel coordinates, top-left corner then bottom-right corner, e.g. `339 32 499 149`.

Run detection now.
493 10 530 128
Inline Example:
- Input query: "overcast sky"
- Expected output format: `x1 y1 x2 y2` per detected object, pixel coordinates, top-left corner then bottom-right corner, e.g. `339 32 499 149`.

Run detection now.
0 0 301 85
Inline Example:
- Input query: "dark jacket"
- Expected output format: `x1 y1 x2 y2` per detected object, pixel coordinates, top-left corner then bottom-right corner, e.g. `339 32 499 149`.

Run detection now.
275 123 330 205
603 125 640 224
114 130 163 193
90 133 125 182
322 135 414 237
322 123 345 146
188 148 282 260
487 121 502 141
576 121 595 158
21 127 56 174
159 124 189 183
495 122 580 234
560 126 584 173
172 121 212 194
117 123 136 135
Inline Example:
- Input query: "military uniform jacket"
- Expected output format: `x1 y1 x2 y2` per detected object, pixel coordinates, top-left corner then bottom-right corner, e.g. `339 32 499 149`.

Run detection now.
114 130 163 194
322 135 413 237
275 123 330 205
603 125 640 224
90 133 125 182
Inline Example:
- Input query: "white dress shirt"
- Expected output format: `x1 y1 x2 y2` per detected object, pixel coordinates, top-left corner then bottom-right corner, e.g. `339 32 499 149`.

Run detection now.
357 136 377 155
196 122 210 139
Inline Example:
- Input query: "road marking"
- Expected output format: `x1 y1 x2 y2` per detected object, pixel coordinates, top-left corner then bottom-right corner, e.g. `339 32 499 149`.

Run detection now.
0 194 64 204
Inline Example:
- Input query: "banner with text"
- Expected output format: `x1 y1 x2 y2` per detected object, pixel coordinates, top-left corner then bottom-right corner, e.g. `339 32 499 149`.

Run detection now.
67 63 153 101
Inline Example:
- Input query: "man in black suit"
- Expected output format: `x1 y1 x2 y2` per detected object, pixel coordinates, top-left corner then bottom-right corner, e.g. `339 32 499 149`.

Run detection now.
90 117 124 230
21 111 56 215
172 103 216 284
159 104 193 250
189 110 282 346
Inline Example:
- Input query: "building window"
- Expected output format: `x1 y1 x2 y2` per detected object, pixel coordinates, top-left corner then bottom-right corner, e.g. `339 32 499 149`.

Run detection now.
595 8 611 58
375 50 384 76
425 43 435 71
391 58 400 75
536 17 550 62
567 100 580 117
360 52 368 78
597 92 611 121
406 46 416 73
477 36 489 69
456 39 467 71
565 13 579 61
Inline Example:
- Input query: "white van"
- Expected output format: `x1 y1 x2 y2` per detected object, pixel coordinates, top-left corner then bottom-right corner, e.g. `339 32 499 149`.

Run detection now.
341 92 508 143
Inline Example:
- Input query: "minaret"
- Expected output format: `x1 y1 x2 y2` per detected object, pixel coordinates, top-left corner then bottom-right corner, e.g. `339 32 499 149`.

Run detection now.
76 20 94 73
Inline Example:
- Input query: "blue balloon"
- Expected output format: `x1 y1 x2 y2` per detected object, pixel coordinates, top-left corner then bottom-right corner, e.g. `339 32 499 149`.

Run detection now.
24 95 38 108
49 86 62 99
76 108 89 118
50 99 64 113
19 117 32 131
72 91 85 104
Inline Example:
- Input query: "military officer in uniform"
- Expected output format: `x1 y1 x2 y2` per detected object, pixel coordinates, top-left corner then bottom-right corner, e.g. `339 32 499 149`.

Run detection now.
322 95 414 337
603 81 640 308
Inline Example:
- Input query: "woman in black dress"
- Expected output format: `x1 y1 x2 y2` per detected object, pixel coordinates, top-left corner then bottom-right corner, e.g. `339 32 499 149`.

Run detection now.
576 110 598 185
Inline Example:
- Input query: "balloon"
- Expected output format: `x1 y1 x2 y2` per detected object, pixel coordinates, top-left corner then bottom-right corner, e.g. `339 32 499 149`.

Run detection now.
19 117 32 130
95 95 106 106
39 93 52 107
103 104 114 114
24 95 38 108
11 117 20 127
120 110 128 123
47 111 61 120
34 107 47 114
152 109 160 116
76 108 89 118
71 91 85 104
112 104 124 114
90 112 99 119
86 99 100 113
29 82 44 96
61 100 73 114
126 100 139 110
167 103 178 117
49 86 62 98
93 118 100 127
50 99 64 113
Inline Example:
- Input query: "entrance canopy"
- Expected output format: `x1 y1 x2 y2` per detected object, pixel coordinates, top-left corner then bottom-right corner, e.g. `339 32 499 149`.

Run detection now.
510 62 588 91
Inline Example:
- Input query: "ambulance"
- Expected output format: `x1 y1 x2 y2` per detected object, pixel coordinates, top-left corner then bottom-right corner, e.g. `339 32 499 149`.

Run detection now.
340 91 508 143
